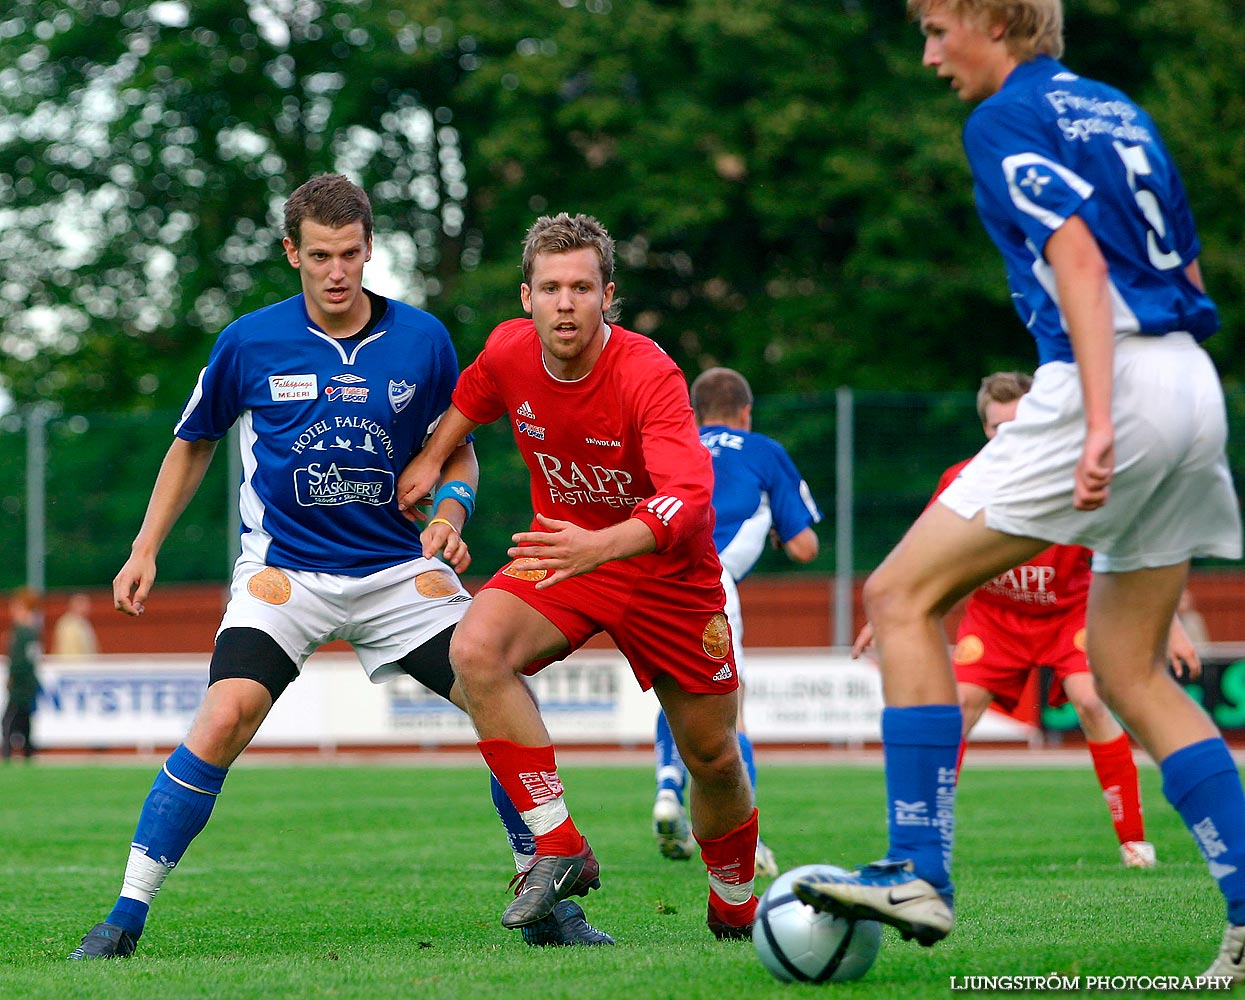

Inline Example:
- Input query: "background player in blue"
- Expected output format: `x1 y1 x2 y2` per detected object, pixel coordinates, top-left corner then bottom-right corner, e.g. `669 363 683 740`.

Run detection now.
68 174 610 960
793 1 1245 982
652 368 821 877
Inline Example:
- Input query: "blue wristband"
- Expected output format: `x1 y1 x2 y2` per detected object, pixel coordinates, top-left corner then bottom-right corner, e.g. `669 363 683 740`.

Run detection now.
433 480 476 521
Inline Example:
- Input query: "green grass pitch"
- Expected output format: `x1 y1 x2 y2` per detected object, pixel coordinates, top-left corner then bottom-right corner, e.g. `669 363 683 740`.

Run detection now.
0 757 1231 999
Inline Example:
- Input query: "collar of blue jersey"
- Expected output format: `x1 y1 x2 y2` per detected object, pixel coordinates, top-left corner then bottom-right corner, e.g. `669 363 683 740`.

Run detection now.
1001 53 1066 93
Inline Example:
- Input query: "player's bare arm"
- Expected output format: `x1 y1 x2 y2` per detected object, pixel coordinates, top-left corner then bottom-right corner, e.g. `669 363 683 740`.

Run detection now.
1046 216 1116 512
397 404 481 516
509 513 657 590
113 437 218 616
419 440 478 573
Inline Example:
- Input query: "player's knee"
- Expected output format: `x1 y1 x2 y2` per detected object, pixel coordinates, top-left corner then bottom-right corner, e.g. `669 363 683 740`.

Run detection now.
680 736 744 787
448 628 511 683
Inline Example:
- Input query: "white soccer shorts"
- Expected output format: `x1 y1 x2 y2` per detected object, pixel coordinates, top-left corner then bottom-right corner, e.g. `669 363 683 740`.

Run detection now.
217 556 471 681
939 332 1242 573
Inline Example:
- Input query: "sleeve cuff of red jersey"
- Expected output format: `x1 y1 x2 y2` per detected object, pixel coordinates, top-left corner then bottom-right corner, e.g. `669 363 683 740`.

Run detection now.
631 506 674 552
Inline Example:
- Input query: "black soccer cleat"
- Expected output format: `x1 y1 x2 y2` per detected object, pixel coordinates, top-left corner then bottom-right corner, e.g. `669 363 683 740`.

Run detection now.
707 899 756 941
520 900 615 947
502 840 601 929
68 922 138 960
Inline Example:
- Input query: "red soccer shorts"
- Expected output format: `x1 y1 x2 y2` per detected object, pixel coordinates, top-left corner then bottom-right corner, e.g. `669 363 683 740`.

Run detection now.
480 556 738 695
951 601 1088 712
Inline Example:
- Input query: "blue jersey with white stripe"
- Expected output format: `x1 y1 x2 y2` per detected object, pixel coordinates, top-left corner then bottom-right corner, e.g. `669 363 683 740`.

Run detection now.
964 56 1218 364
175 292 460 575
700 425 822 582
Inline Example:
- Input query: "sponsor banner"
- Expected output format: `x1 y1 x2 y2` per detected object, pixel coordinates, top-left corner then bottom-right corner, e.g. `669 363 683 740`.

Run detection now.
10 648 1032 750
1041 647 1245 733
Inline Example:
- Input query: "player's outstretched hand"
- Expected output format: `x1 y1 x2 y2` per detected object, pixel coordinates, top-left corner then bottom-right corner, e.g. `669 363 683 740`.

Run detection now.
1074 426 1114 511
508 514 607 590
422 518 471 575
113 554 157 617
396 453 440 523
1167 612 1202 681
851 621 875 660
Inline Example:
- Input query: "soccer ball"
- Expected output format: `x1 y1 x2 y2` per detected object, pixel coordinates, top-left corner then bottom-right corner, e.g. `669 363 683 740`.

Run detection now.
753 865 882 983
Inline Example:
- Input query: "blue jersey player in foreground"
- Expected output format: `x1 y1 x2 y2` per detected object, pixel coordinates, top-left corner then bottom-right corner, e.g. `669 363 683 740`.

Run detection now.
68 174 610 960
794 0 1245 982
652 368 821 878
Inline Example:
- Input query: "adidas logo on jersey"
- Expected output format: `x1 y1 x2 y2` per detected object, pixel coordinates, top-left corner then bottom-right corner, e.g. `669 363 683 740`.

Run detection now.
645 495 684 525
711 663 733 682
516 400 536 420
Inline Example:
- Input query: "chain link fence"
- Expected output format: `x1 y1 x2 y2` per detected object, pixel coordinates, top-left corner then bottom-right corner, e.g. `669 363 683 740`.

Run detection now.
5 385 1243 597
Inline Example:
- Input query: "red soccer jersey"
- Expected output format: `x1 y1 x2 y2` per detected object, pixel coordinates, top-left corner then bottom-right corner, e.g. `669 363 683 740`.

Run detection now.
453 319 718 577
931 457 1091 616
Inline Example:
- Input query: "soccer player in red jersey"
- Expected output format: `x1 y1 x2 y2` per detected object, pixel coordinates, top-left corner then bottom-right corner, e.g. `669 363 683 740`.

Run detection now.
398 212 758 941
856 371 1200 868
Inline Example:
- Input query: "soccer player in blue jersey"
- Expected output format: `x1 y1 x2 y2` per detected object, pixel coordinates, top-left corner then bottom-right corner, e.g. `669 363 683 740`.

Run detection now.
793 1 1245 982
68 174 610 960
652 367 821 878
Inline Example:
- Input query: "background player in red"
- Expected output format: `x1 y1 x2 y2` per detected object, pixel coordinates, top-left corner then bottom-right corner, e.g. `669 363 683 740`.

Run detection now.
398 212 759 941
855 371 1199 868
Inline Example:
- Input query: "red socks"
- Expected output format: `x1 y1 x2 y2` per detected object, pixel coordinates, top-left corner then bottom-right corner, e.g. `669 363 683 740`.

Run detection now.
698 807 759 921
1088 732 1145 844
478 738 584 854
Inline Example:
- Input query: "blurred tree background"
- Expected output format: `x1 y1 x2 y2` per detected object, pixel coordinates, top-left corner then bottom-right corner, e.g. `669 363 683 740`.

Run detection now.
1 0 1242 588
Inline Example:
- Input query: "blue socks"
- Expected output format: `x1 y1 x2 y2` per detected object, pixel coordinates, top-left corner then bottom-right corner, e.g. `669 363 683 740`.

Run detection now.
490 772 536 863
655 710 687 801
882 704 962 899
1161 737 1245 925
107 744 228 937
738 732 757 789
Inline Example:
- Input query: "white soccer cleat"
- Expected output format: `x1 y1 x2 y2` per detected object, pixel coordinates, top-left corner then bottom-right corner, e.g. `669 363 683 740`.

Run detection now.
754 838 779 878
792 859 954 947
1203 924 1245 984
652 792 696 861
1120 841 1157 868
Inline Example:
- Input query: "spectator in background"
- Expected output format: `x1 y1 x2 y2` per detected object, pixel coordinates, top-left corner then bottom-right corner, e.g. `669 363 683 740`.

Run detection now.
3 587 42 761
652 367 822 878
53 593 99 657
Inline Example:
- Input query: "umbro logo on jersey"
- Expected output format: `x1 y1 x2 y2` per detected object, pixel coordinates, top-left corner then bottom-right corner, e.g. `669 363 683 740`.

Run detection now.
711 663 733 683
332 373 367 384
516 401 536 419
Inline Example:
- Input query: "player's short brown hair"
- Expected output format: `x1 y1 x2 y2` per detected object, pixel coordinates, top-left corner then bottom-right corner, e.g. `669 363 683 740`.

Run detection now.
283 174 373 249
976 370 1033 424
521 213 620 324
906 0 1064 61
690 367 753 424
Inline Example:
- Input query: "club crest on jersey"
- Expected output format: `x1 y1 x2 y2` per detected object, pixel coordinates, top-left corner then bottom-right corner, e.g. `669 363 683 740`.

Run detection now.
269 374 317 401
388 380 416 413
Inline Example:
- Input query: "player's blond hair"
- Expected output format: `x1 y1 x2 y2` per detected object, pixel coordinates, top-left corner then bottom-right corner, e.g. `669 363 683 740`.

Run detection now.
906 0 1064 61
521 213 620 322
976 370 1033 424
283 174 374 249
690 367 753 424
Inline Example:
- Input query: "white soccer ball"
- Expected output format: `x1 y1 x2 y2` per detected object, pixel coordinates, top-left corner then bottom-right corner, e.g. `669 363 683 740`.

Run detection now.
753 864 882 983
